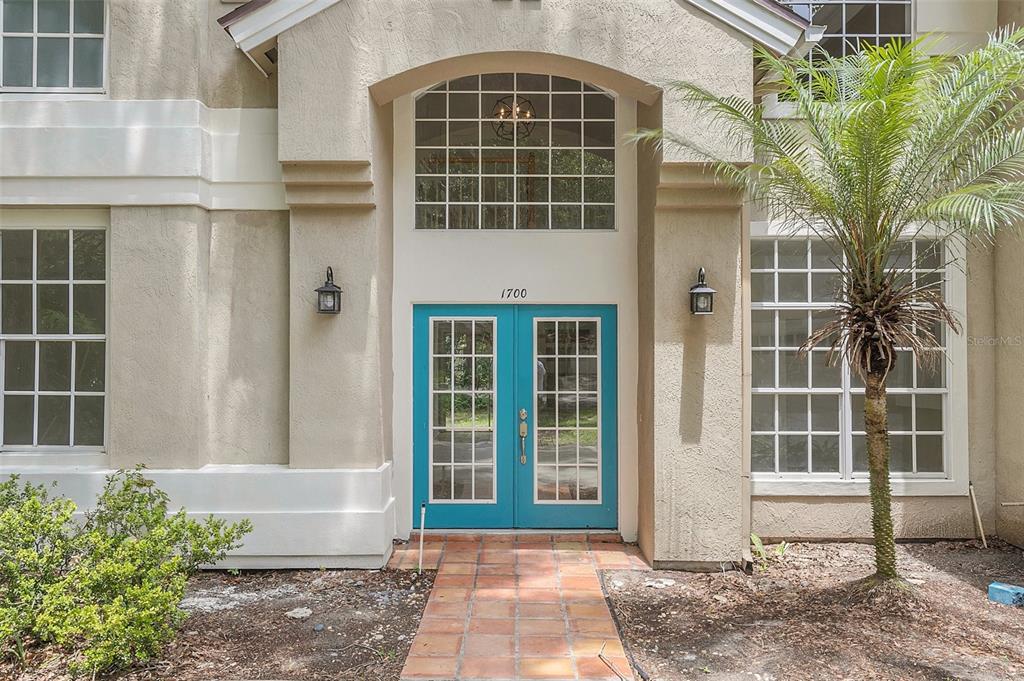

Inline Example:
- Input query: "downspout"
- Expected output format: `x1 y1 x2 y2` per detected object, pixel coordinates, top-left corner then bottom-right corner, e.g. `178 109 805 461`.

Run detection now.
740 202 753 569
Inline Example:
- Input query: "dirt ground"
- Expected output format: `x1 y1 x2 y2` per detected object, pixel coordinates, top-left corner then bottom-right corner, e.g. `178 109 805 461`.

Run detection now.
603 539 1024 681
7 567 434 681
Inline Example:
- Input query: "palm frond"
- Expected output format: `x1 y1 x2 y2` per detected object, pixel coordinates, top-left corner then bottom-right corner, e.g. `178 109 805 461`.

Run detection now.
644 28 1024 379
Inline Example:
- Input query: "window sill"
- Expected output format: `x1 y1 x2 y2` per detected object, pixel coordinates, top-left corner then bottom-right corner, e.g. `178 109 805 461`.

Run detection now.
0 450 108 469
0 91 108 101
750 476 968 497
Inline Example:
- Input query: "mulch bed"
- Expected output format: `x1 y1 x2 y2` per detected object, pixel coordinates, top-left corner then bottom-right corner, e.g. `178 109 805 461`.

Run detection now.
603 540 1024 681
6 567 434 681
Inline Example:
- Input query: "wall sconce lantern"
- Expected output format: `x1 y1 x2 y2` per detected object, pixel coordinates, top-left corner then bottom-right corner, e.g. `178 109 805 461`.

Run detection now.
316 267 342 314
689 267 716 315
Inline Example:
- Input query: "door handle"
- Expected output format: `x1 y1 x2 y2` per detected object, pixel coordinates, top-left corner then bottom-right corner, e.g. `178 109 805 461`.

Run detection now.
518 408 528 465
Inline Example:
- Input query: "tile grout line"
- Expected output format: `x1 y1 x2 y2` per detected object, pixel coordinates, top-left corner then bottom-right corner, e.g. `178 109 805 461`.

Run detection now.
452 536 480 680
513 535 522 681
559 539 581 681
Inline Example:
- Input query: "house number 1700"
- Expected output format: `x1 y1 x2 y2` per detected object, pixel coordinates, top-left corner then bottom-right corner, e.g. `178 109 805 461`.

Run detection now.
500 288 527 300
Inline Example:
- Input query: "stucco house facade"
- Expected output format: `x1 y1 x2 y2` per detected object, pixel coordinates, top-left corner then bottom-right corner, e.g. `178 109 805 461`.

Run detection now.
0 0 1022 569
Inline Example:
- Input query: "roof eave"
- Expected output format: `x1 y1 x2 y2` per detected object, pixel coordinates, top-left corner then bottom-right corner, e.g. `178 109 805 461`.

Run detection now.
684 0 812 56
219 0 815 77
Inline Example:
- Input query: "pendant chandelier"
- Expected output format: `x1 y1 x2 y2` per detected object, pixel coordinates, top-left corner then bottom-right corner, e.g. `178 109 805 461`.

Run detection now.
491 94 536 142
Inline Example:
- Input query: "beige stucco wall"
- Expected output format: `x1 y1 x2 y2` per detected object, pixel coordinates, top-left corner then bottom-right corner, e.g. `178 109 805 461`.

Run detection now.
998 0 1024 31
277 0 752 164
917 0 998 53
287 204 390 469
994 232 1024 547
643 168 747 565
753 496 980 540
108 207 288 469
207 211 290 465
108 0 276 107
275 0 752 490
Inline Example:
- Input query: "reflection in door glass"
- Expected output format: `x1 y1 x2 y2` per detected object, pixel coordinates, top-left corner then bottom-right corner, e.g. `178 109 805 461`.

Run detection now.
535 319 600 502
431 318 496 501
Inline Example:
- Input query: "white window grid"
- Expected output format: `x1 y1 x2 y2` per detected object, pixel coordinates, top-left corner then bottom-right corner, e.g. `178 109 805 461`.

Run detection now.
413 73 616 231
534 318 601 504
0 0 106 92
781 1 913 58
429 317 497 503
750 237 948 480
0 226 107 451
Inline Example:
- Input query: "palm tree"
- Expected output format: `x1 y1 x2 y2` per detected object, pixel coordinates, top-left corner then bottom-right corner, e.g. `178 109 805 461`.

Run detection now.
636 30 1024 583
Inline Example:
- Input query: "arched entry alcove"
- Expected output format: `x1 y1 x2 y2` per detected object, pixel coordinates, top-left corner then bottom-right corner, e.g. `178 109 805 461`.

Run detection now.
387 62 644 540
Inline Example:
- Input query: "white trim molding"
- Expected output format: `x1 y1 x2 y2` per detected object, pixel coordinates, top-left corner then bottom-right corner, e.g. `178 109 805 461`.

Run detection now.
0 463 397 568
0 100 285 210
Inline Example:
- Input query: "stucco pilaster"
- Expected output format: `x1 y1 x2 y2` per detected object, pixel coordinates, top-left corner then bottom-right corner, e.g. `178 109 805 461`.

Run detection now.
284 101 394 470
644 165 745 566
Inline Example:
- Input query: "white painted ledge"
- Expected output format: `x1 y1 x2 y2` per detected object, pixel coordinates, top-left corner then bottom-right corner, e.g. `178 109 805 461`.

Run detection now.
0 99 286 210
751 477 969 497
2 463 396 569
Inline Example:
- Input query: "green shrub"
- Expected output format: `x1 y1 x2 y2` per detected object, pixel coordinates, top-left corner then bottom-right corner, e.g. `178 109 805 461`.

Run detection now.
0 469 251 675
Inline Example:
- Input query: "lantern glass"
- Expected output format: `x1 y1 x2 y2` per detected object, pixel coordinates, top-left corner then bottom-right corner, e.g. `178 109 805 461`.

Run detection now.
315 266 343 314
689 267 715 315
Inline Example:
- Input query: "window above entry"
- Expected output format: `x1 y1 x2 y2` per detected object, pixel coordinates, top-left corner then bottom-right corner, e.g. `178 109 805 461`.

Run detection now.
1 0 105 92
414 74 616 231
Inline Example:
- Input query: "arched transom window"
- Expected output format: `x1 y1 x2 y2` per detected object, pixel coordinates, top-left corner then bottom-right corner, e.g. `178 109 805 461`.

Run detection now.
414 73 615 230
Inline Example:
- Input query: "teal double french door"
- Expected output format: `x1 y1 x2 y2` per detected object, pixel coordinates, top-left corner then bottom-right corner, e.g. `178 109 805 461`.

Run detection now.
413 304 618 529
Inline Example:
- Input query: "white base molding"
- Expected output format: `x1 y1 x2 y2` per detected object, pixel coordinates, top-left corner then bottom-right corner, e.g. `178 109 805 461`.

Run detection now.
0 463 396 569
0 100 285 210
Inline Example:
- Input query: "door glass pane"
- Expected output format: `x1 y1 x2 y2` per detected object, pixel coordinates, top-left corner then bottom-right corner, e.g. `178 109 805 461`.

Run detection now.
429 317 495 502
535 317 600 503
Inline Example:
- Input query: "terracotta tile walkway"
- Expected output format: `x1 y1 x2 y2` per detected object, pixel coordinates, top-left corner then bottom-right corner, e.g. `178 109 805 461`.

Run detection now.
390 533 649 681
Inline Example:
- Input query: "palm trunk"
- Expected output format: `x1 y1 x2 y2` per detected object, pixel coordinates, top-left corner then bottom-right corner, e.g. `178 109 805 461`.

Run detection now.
864 369 899 581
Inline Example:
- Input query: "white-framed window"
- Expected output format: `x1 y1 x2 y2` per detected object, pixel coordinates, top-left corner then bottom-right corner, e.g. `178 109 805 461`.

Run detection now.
413 73 616 230
781 1 912 57
534 318 601 503
0 226 107 450
0 0 106 92
429 318 496 502
748 232 967 495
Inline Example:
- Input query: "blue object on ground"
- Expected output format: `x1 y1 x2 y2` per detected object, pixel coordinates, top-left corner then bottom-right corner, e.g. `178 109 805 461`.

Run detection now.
988 582 1024 606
